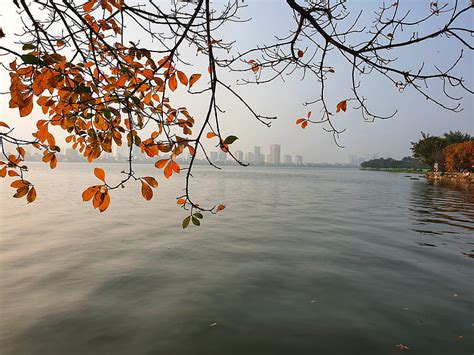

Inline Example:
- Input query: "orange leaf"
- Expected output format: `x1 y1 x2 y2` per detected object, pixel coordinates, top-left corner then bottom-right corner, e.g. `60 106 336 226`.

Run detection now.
13 186 29 198
98 192 110 212
0 166 6 177
82 186 98 201
142 176 158 188
141 180 153 200
83 0 96 12
336 100 347 113
0 121 10 129
164 162 173 179
177 71 188 86
10 179 28 188
155 159 169 169
94 167 106 182
296 118 305 125
168 73 177 91
19 95 33 117
207 132 217 139
177 198 186 205
216 204 225 212
189 74 201 88
26 187 37 203
50 154 57 169
170 160 180 173
302 121 308 129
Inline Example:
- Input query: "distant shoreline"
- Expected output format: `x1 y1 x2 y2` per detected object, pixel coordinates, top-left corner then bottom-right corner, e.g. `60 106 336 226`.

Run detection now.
359 167 428 174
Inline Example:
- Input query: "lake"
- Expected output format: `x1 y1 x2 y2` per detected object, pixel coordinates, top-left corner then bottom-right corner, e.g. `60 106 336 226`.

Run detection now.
1 163 473 354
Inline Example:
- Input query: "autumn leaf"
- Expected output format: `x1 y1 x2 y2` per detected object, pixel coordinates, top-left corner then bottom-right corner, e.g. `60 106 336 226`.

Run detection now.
189 74 201 88
177 71 188 85
336 100 347 113
168 73 178 91
83 0 96 11
297 49 304 58
13 186 29 198
141 180 153 200
216 204 225 212
27 187 37 203
98 192 110 212
296 118 305 125
177 198 186 205
19 95 33 117
301 121 308 129
0 121 10 129
94 167 106 182
10 179 28 188
142 176 158 188
248 60 259 73
207 132 217 139
82 185 99 201
155 159 169 169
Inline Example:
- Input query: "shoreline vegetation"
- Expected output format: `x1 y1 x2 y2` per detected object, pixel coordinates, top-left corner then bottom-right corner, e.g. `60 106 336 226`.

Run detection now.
360 131 473 186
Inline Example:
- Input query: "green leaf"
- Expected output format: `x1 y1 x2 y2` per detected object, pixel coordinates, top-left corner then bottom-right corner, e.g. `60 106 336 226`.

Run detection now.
22 44 36 51
103 108 111 119
223 135 239 145
131 96 141 106
21 54 42 65
182 216 190 229
192 216 200 226
193 212 203 219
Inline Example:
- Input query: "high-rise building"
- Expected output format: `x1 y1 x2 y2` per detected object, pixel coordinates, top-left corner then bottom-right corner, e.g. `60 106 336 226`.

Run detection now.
269 144 281 165
245 152 254 163
235 150 244 162
254 146 262 164
295 155 303 165
283 155 292 164
218 151 227 162
210 151 219 162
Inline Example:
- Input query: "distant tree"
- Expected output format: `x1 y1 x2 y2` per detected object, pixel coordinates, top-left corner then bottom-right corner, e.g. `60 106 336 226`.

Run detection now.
443 131 473 145
444 141 474 172
411 131 473 170
0 0 473 225
411 133 447 169
361 156 428 170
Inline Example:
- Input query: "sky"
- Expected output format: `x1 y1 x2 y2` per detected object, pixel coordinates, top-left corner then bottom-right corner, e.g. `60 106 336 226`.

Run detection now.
0 0 472 163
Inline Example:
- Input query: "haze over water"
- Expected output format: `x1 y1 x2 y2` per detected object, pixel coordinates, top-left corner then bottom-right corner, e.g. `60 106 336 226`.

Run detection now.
1 163 473 354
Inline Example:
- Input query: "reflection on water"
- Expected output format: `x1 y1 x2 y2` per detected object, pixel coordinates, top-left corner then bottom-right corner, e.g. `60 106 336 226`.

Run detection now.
0 165 473 355
410 180 474 235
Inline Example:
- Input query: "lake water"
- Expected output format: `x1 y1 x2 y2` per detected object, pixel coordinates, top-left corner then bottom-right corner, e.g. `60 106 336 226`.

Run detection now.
1 163 473 354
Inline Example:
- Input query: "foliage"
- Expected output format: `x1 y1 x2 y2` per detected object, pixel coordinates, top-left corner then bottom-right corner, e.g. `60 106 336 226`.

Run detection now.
361 157 428 170
444 141 474 172
0 1 472 225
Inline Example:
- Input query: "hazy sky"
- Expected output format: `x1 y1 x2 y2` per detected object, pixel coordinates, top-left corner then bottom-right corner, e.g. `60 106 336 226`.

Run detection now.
0 0 472 163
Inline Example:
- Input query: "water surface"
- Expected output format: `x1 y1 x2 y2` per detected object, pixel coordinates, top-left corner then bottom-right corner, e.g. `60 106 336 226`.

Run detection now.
1 164 473 354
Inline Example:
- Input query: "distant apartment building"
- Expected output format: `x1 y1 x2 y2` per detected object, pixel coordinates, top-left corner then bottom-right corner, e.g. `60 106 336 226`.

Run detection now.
254 146 262 164
235 150 244 162
245 152 254 163
218 151 227 162
210 151 219 162
269 144 281 165
295 155 303 165
283 155 292 164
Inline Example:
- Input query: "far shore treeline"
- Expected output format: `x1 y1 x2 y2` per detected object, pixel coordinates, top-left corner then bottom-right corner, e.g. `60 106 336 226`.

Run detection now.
361 131 473 173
